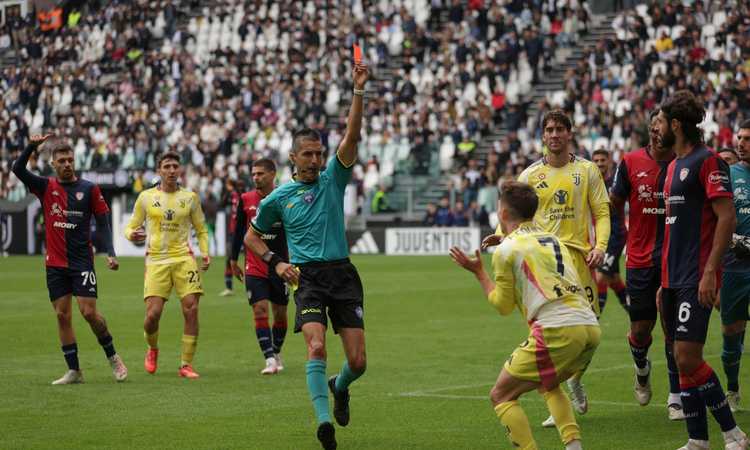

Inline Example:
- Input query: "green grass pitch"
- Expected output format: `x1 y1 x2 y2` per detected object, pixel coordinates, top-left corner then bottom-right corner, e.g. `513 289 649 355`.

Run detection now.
0 255 746 449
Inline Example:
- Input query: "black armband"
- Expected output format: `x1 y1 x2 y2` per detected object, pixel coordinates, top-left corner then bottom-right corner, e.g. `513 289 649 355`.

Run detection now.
261 251 284 269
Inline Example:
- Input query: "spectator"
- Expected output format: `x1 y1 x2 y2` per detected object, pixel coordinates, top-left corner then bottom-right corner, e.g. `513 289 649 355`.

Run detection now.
423 201 437 226
452 200 469 226
371 184 394 214
435 196 453 227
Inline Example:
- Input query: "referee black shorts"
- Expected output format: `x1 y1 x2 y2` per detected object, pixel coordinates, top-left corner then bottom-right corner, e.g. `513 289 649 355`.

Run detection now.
294 258 364 334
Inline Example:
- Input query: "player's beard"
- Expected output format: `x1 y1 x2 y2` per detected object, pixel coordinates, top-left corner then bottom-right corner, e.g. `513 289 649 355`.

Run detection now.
660 126 676 150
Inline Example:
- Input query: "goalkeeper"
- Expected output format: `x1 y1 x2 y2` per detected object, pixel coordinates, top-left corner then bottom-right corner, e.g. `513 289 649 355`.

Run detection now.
718 120 750 412
450 181 599 450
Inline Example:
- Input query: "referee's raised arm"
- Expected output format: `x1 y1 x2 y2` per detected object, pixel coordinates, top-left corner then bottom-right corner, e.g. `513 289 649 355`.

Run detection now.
336 64 370 167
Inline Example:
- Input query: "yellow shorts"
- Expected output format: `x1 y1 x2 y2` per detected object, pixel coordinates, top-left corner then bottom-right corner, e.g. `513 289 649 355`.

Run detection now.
567 247 599 317
504 324 601 390
144 258 204 300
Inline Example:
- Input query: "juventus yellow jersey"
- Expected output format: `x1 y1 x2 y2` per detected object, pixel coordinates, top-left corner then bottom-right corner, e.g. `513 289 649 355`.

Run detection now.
489 222 598 328
516 155 610 253
125 187 209 264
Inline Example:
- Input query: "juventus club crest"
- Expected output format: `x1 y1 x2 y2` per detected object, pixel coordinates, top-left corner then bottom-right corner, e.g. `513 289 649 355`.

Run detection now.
572 173 582 185
679 168 690 181
164 209 175 221
554 190 569 205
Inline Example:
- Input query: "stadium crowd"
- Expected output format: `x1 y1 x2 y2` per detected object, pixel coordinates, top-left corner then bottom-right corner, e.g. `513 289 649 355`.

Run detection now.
1 1 747 218
0 0 592 213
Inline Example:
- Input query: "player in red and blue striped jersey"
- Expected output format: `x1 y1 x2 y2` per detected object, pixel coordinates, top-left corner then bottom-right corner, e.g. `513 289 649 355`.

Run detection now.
611 111 684 418
656 91 746 450
11 134 127 385
230 159 289 375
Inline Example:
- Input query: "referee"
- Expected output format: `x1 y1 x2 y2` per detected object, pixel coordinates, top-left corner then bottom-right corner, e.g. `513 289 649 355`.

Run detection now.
244 63 369 450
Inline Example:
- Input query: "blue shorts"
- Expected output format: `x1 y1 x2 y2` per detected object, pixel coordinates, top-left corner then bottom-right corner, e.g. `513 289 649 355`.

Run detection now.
626 267 660 322
661 286 712 343
245 274 288 306
598 234 625 276
720 272 750 325
46 267 98 301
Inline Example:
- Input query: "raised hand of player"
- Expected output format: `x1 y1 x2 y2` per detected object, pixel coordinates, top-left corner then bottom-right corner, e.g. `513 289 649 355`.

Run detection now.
106 256 119 271
481 234 503 250
275 262 299 285
201 255 211 272
230 259 243 282
353 63 370 90
586 248 605 268
698 271 717 308
450 247 484 274
130 226 147 243
30 133 54 146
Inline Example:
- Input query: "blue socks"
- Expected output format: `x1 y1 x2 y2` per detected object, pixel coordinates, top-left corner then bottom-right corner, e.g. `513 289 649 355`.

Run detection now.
335 361 365 393
722 331 744 392
254 317 274 359
306 359 331 424
62 343 79 371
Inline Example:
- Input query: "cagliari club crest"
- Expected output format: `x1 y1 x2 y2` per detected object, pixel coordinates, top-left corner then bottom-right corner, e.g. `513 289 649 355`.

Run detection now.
679 168 689 181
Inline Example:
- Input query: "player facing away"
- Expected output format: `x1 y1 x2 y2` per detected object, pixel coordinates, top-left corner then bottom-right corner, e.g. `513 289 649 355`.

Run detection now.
220 179 243 297
244 63 370 450
610 110 685 418
451 181 599 450
719 120 750 412
656 91 747 450
230 159 289 375
591 148 628 313
483 110 610 424
124 151 210 379
11 134 127 384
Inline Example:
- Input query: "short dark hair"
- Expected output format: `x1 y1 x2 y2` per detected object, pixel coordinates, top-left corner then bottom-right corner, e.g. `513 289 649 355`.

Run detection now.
46 138 73 158
542 109 572 131
291 128 321 153
661 90 705 144
592 149 610 158
157 151 181 168
252 158 276 172
500 181 538 220
649 107 661 121
740 119 750 130
719 148 738 158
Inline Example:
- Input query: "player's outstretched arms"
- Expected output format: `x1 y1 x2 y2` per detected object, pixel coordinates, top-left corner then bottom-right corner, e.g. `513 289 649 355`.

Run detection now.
124 193 147 242
336 63 370 167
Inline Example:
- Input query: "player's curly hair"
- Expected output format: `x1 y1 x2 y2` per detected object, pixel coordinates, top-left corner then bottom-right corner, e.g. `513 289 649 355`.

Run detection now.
499 181 538 221
661 90 705 145
542 109 572 131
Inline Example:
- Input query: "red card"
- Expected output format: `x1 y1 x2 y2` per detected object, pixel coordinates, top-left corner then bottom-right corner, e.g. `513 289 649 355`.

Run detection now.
353 44 362 64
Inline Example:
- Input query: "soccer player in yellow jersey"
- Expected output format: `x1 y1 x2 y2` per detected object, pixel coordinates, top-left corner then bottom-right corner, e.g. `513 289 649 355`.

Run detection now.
451 181 599 450
124 152 210 379
483 110 610 420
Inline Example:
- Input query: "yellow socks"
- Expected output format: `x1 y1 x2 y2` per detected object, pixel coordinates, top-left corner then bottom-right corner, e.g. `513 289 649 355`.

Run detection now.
144 330 159 349
494 401 537 450
543 387 581 444
180 334 197 367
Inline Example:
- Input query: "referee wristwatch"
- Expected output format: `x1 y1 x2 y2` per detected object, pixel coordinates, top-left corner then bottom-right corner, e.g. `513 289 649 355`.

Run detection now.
261 251 284 270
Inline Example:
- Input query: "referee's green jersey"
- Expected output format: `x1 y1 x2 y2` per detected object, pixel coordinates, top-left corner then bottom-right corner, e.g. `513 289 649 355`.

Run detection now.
252 155 352 264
